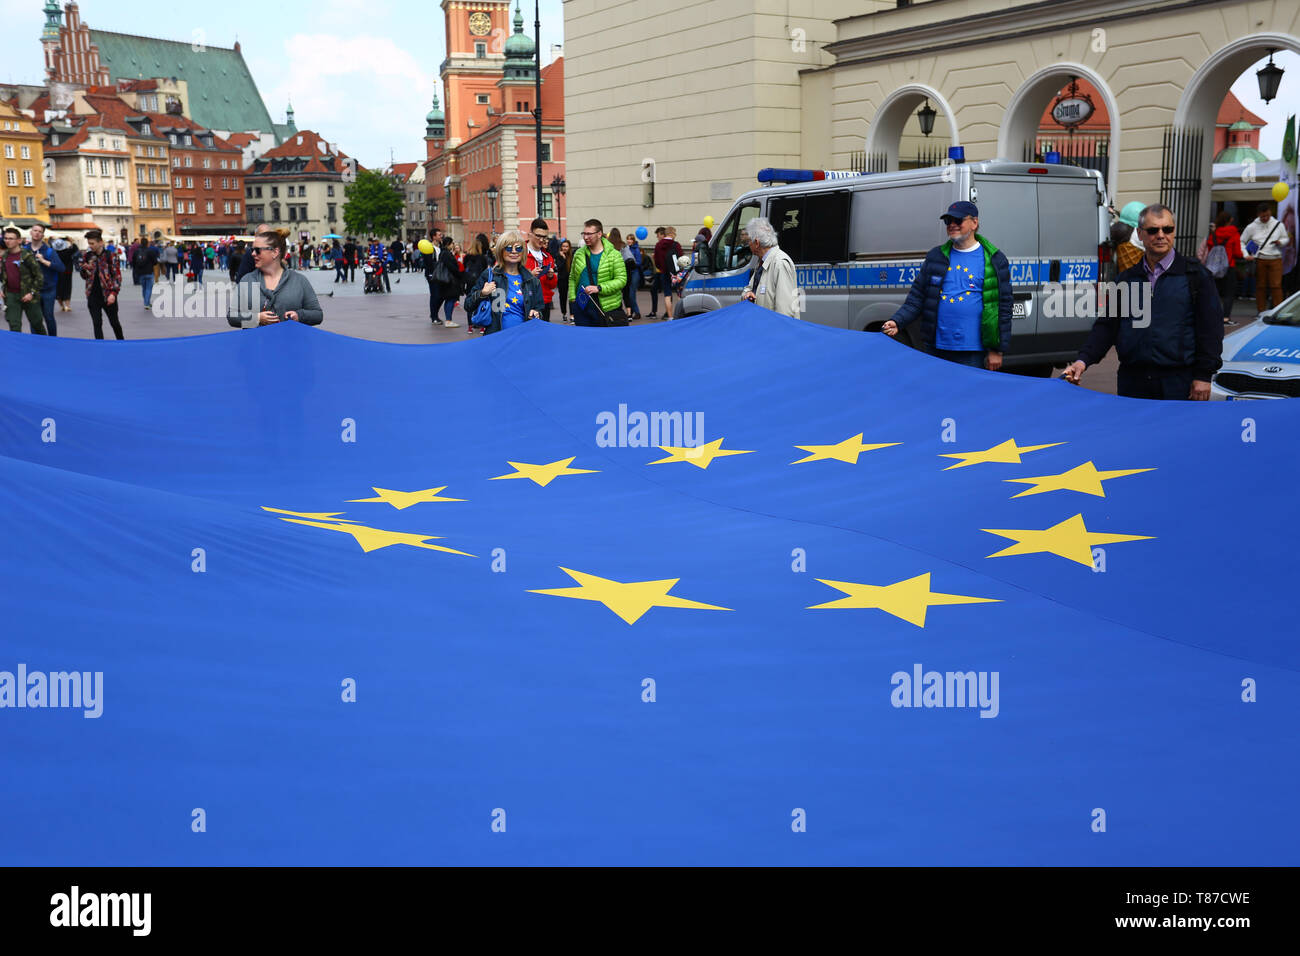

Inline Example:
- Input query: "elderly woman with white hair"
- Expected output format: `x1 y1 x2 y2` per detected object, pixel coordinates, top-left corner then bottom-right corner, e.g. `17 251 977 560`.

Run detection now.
463 229 543 334
740 217 801 318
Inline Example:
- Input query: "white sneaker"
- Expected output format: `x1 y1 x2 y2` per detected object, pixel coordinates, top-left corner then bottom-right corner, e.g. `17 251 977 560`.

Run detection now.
443 319 460 328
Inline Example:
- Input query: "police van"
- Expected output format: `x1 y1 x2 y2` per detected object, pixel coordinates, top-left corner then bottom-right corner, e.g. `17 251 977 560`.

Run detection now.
679 161 1108 375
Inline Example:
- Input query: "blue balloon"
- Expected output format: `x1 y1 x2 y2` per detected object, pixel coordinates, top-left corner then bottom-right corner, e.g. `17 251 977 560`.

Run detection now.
635 226 648 240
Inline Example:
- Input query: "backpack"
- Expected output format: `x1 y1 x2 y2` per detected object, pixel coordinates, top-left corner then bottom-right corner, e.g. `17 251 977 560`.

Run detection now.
1204 241 1229 279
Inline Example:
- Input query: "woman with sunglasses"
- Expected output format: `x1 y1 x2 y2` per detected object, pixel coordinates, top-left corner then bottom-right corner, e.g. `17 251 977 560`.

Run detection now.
463 230 542 335
227 230 323 328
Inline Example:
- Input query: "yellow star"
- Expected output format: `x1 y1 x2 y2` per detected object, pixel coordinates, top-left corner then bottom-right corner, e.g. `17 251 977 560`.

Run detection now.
489 457 600 487
648 437 754 470
261 506 360 523
940 438 1066 470
1004 461 1155 498
277 517 474 556
347 486 466 509
791 433 900 465
808 573 1000 627
982 513 1152 567
528 566 731 625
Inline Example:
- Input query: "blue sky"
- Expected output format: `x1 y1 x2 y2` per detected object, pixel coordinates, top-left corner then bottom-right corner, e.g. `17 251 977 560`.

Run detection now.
0 0 566 168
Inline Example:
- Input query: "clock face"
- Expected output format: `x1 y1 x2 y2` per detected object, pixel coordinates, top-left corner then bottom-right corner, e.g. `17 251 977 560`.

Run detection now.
468 12 491 36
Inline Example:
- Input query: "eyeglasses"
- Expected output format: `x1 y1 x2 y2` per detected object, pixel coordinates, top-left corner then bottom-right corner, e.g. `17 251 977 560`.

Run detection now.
250 246 271 255
532 232 548 240
503 244 525 253
942 216 973 226
581 231 599 237
1143 225 1176 236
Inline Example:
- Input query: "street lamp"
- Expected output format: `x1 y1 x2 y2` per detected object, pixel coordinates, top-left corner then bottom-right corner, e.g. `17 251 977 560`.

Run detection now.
486 183 499 233
1257 49 1284 105
917 99 937 137
550 173 565 227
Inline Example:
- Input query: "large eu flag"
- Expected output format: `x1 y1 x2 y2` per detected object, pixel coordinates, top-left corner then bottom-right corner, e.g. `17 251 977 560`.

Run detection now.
1 303 1297 865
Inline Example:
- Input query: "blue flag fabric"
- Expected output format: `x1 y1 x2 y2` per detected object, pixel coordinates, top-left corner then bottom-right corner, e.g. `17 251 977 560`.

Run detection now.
1 302 1297 865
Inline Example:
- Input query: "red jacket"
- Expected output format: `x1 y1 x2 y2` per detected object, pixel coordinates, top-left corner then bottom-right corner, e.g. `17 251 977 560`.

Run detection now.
528 246 558 303
79 249 122 296
1209 224 1244 266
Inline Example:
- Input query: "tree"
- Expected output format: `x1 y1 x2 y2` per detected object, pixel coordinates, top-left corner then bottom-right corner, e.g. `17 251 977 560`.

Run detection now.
342 170 404 239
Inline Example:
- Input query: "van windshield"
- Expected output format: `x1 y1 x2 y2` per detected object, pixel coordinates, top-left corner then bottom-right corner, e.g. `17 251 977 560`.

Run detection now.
709 202 761 272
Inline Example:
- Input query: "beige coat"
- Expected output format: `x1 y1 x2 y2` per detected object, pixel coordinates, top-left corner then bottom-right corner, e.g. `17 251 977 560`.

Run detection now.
750 245 800 318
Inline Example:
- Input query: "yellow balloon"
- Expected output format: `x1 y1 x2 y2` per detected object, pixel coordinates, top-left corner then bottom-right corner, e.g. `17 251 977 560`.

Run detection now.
702 215 715 229
1273 181 1290 203
418 239 435 254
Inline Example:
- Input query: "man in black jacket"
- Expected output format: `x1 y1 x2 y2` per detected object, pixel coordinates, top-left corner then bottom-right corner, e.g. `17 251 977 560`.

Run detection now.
1064 204 1222 400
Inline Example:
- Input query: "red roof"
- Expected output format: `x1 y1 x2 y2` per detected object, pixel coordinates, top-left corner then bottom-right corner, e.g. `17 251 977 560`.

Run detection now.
540 57 564 119
256 129 357 174
1218 91 1266 127
389 162 418 180
224 132 259 147
137 112 241 152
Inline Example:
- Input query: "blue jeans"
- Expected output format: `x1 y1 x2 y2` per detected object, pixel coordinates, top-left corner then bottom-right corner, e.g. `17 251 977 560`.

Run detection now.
140 274 154 307
932 347 986 368
40 288 57 335
623 268 641 314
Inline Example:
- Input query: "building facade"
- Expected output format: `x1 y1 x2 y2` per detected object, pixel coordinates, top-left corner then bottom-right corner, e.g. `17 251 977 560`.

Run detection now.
42 117 134 240
244 129 350 241
0 100 48 226
425 1 566 242
153 115 245 235
564 0 1299 251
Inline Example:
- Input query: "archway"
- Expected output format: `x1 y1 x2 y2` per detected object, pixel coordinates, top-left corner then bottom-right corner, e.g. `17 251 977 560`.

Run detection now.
865 85 958 172
998 63 1120 200
1176 33 1300 238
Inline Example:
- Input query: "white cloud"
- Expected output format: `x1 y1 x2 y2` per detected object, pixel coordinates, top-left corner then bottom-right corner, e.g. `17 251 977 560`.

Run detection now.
261 33 434 167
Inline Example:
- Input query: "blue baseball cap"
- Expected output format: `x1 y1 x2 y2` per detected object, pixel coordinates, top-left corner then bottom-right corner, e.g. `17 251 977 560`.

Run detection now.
941 201 979 223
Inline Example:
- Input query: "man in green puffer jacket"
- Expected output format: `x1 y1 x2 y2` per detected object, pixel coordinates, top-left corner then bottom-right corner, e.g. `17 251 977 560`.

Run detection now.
3 226 47 334
567 218 628 327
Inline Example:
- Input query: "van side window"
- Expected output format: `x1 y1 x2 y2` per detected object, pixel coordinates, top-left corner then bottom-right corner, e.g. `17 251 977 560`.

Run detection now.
711 202 761 272
770 192 852 264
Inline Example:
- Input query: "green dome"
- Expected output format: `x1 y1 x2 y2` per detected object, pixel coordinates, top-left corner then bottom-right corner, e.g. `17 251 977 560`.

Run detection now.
425 91 444 125
1229 119 1254 131
1215 145 1268 163
504 2 534 57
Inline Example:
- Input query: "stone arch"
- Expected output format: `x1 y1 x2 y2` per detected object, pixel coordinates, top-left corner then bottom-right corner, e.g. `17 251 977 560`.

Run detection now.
865 84 958 171
1176 33 1300 230
998 62 1119 198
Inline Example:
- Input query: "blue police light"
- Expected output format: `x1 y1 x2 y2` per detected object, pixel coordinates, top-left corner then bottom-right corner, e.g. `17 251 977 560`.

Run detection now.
756 169 866 184
947 146 965 162
1045 151 1062 164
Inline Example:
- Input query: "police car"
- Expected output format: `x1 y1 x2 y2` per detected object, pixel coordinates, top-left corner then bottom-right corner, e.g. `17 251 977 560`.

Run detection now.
680 161 1109 375
1211 289 1300 399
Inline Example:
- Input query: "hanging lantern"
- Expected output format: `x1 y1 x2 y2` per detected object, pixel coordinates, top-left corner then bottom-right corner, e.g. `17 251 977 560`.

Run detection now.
1257 49 1284 105
917 99 937 138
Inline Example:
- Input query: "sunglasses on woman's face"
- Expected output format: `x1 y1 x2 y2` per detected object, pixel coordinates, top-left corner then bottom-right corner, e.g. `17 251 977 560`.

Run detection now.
1143 225 1175 236
504 244 525 253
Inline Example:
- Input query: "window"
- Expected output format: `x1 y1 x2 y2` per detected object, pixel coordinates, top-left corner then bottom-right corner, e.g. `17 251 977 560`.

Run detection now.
539 142 551 162
767 191 852 264
327 185 334 197
50 133 59 146
270 202 280 221
219 159 227 169
186 177 193 189
173 156 181 167
98 158 108 176
150 192 159 209
189 201 197 214
205 200 214 214
220 177 227 189
25 196 34 214
475 42 486 58
201 158 211 169
539 191 553 218
705 202 761 273
7 197 16 214
288 206 296 221
271 186 278 197
183 135 192 146
248 205 262 222
147 166 156 183
117 190 126 206
99 137 106 148
233 201 240 214
146 146 154 157
20 145 31 159
88 188 97 204
175 176 183 188
7 168 18 186
476 94 489 105
203 178 211 190
136 167 144 183
255 187 262 198
112 138 122 150
141 124 150 135
86 158 96 175
139 193 147 209
162 193 170 209
22 169 33 186
184 156 192 167
115 160 125 177
223 201 231 214
327 203 336 222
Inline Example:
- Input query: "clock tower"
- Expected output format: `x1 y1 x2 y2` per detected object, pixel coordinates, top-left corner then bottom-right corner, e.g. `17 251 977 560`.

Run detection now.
440 0 513 145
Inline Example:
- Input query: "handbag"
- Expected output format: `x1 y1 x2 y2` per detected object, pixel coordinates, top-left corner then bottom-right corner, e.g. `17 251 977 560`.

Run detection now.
433 256 454 285
576 259 628 327
1245 221 1280 257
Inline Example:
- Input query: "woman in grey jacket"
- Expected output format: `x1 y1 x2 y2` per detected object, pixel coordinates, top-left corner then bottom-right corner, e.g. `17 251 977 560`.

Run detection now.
227 230 323 328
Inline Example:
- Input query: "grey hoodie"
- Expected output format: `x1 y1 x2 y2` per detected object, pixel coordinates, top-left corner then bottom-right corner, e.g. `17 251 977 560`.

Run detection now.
228 268 323 327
